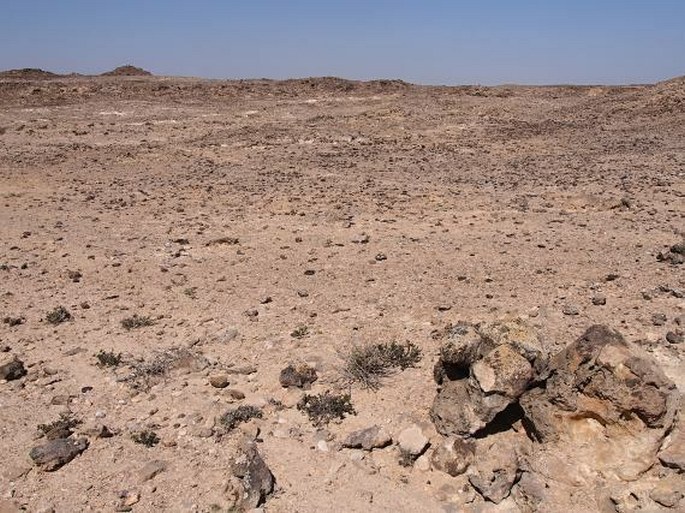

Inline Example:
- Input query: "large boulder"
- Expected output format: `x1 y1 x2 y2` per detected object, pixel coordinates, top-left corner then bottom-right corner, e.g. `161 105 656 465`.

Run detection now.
431 319 547 436
513 325 680 512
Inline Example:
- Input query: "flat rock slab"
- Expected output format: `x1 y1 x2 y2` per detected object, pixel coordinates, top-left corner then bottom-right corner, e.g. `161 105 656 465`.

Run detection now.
30 438 88 471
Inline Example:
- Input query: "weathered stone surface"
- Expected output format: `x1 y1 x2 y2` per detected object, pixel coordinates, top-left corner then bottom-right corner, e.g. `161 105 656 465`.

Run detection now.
511 324 681 513
230 440 275 509
342 425 392 451
30 437 88 471
431 319 548 437
209 374 230 388
650 477 684 508
138 459 168 482
468 436 520 504
520 325 678 453
430 437 475 477
659 420 685 471
0 358 26 381
397 425 429 456
279 363 318 389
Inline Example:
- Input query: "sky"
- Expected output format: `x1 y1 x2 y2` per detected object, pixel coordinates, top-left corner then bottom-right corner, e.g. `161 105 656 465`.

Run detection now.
1 0 683 85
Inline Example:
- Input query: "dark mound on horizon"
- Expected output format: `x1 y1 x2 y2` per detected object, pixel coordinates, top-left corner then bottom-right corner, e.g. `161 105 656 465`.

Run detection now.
101 65 152 77
0 68 61 80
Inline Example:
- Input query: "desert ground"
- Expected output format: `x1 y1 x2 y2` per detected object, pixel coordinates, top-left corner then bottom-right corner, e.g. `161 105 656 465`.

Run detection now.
0 68 683 513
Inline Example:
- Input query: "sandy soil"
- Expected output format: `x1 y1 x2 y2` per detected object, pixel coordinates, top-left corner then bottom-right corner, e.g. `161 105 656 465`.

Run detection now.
0 74 683 512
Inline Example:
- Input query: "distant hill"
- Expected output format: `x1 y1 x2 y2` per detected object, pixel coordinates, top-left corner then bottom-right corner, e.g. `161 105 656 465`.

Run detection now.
101 65 152 77
0 68 60 79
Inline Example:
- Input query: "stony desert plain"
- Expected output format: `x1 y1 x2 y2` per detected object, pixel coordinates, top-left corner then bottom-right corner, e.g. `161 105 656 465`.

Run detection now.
0 68 684 512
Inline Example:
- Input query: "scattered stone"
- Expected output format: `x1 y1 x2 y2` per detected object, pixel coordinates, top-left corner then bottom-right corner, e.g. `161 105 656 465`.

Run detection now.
230 440 275 509
116 490 140 511
279 363 318 389
562 304 580 316
666 331 684 344
138 460 168 482
430 437 476 477
226 365 257 375
225 389 246 400
342 425 392 451
30 437 88 471
591 295 607 306
209 374 230 389
397 425 429 456
652 313 668 326
374 253 387 261
0 358 26 381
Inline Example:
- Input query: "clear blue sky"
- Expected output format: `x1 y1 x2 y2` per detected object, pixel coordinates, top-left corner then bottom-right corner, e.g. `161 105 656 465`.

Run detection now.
1 0 683 85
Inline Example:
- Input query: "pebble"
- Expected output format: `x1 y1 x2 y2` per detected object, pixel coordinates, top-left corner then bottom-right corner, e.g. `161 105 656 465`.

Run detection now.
209 374 230 388
666 331 684 344
591 295 607 306
397 425 429 456
562 304 580 316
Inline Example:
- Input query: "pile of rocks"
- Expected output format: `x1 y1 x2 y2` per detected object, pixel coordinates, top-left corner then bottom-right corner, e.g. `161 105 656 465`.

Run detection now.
429 320 683 511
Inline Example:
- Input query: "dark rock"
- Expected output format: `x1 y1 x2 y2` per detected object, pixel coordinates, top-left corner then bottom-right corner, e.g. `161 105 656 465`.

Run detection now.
562 304 580 316
279 363 317 389
0 358 26 381
30 438 88 471
230 440 275 509
431 319 547 437
666 331 683 344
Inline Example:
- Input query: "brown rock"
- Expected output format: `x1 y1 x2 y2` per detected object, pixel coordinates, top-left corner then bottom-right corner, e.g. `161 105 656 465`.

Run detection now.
342 425 392 451
138 460 168 482
650 478 684 508
209 374 230 389
430 437 476 477
468 436 520 504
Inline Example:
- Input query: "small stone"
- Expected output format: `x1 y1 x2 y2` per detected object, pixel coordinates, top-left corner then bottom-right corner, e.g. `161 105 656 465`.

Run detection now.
225 389 246 400
374 253 387 262
675 315 685 326
430 437 476 477
414 453 431 471
297 290 309 298
666 331 684 344
316 440 329 452
591 295 607 306
437 305 452 312
650 479 683 508
138 459 168 481
397 425 429 456
0 358 26 381
562 304 579 316
209 374 230 389
652 313 668 326
342 425 392 451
